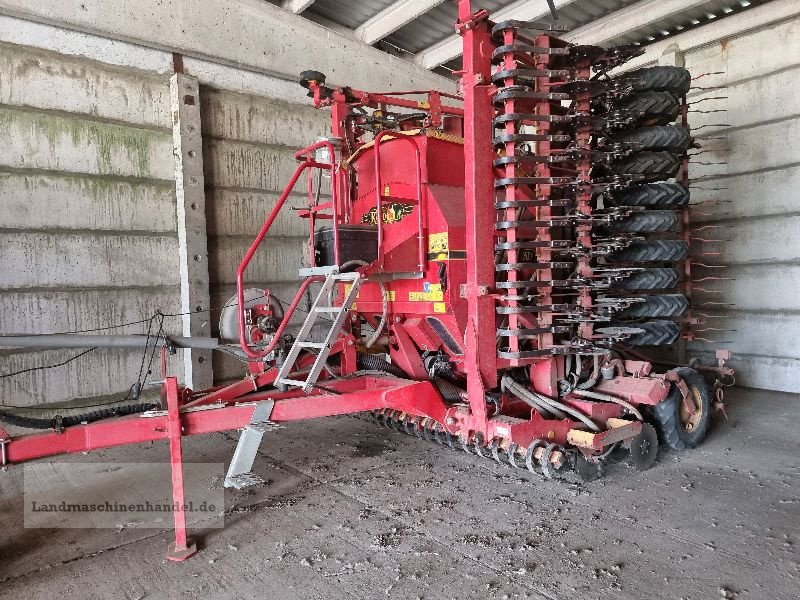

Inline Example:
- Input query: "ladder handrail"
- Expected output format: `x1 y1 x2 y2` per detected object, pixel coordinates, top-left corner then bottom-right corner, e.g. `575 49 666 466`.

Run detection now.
373 131 426 272
237 139 337 359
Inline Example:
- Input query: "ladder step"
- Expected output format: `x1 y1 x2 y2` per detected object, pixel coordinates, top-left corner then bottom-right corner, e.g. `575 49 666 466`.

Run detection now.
277 378 309 387
299 342 327 349
332 272 361 281
314 306 344 313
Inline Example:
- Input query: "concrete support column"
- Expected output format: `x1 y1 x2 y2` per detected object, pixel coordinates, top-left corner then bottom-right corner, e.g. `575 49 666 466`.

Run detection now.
658 44 685 67
170 72 213 389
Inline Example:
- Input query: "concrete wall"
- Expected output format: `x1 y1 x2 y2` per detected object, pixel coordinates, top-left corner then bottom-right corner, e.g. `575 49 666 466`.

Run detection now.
614 5 800 392
201 87 330 382
0 15 344 405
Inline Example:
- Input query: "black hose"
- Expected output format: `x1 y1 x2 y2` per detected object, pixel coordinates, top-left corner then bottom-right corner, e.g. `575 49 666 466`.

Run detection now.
433 378 464 402
0 402 159 430
354 354 464 402
355 354 408 378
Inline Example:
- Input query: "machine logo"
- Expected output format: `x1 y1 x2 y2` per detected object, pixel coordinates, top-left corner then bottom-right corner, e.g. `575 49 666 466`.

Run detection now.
361 203 414 225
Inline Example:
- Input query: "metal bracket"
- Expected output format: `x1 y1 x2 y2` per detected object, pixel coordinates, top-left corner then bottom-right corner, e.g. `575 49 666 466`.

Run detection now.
223 400 280 489
0 427 9 467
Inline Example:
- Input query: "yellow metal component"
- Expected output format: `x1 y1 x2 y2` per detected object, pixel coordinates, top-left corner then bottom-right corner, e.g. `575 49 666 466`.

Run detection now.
566 429 596 448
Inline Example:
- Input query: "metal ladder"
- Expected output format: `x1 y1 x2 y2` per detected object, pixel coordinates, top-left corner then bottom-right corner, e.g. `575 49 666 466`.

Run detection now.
276 270 362 392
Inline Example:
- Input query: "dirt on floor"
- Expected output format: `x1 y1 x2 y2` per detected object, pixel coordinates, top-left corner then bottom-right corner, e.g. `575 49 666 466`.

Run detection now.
0 386 798 600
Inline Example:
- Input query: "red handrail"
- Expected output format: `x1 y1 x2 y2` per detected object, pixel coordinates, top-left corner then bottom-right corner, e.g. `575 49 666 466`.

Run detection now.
237 139 338 359
373 131 425 272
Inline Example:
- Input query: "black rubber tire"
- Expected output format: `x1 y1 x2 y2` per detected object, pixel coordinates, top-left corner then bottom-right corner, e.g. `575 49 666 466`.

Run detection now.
609 151 680 180
611 91 680 126
607 182 690 208
618 294 689 318
612 319 680 345
606 210 679 233
652 367 712 450
608 240 689 263
611 268 680 290
611 126 691 153
617 66 692 95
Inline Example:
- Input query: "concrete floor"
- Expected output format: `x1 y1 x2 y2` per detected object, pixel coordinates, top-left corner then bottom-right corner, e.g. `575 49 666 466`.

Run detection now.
1 386 798 600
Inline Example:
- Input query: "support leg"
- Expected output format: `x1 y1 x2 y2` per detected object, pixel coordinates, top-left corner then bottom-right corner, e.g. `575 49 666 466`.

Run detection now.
165 376 198 561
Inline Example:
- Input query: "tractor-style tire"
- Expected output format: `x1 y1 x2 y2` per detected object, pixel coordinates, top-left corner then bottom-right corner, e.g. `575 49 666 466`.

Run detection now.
613 319 680 345
609 151 680 180
616 66 692 95
618 294 689 318
652 367 712 450
612 268 680 290
607 182 690 208
607 210 679 233
608 240 689 263
612 91 680 126
612 126 692 153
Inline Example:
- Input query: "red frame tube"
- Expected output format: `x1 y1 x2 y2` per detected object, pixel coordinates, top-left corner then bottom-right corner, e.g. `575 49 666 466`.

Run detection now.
237 139 338 358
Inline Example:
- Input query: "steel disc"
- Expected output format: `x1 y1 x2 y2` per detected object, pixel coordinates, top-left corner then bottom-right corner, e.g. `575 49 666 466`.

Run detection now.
628 422 659 471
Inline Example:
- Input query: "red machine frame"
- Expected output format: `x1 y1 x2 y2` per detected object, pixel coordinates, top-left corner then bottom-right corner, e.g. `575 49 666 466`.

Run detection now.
0 1 730 561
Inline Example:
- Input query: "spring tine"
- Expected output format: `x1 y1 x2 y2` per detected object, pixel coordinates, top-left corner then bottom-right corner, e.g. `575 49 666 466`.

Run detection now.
694 302 735 308
690 336 734 344
692 123 732 131
692 71 725 80
692 263 728 269
689 109 727 114
693 275 734 282
688 95 728 104
694 312 730 319
691 224 731 231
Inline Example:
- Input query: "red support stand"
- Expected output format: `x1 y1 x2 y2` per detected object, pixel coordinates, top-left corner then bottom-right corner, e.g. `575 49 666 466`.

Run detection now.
164 376 198 561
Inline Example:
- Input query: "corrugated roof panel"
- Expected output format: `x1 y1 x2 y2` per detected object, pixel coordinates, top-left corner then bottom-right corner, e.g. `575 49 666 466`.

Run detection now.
309 0 396 30
297 0 773 72
385 0 513 54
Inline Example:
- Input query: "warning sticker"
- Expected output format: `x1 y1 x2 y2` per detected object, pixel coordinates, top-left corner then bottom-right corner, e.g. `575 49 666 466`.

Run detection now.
433 302 447 314
409 290 444 302
428 232 449 260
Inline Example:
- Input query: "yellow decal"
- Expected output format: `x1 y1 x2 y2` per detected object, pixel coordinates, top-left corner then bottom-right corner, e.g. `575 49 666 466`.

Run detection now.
409 281 444 302
409 290 444 302
428 232 449 253
361 202 414 225
433 302 447 314
383 184 391 196
345 284 394 302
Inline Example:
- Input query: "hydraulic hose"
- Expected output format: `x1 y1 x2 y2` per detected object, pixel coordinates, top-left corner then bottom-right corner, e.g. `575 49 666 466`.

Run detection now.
502 376 601 432
0 402 158 430
503 377 564 419
576 355 601 390
355 354 407 378
339 260 387 348
570 389 644 421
